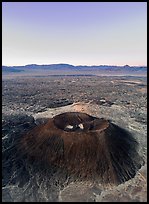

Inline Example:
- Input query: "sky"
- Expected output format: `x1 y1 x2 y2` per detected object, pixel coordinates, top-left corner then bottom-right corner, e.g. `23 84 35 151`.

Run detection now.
2 2 147 66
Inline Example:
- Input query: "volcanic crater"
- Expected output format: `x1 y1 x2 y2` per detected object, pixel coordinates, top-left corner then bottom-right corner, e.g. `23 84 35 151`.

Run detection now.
19 111 144 185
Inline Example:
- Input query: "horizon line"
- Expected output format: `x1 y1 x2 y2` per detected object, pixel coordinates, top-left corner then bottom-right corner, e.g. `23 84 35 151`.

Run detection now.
2 63 147 67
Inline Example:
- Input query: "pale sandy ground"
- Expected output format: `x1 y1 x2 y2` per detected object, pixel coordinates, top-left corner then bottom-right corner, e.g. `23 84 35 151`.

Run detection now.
33 102 97 119
33 102 147 202
2 69 147 80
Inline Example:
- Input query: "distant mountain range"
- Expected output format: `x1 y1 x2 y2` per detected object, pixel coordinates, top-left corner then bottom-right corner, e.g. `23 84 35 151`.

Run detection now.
2 63 147 73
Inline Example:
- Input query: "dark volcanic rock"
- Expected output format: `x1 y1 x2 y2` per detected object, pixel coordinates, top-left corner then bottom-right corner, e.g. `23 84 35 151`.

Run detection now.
2 75 147 202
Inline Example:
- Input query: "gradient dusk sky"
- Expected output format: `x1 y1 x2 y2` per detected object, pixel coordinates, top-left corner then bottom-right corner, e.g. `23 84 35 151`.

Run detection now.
2 2 147 66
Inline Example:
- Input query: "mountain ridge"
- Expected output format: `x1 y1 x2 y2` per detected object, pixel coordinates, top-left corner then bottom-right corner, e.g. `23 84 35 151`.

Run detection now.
2 63 147 74
2 63 147 69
